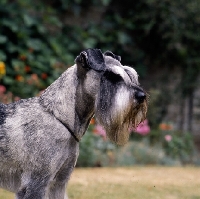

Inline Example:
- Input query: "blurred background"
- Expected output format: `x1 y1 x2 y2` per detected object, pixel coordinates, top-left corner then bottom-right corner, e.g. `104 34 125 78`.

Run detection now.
0 0 200 167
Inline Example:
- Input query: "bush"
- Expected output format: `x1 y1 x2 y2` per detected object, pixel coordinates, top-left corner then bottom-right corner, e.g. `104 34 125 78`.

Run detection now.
0 0 74 98
0 0 151 100
77 130 182 167
76 121 184 167
76 131 96 167
77 122 117 167
163 132 195 163
115 139 181 166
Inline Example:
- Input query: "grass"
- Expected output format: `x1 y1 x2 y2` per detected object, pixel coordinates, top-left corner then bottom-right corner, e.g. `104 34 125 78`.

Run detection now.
1 167 200 199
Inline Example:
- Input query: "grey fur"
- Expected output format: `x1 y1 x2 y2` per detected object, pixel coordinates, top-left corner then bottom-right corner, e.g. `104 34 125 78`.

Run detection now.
0 48 147 199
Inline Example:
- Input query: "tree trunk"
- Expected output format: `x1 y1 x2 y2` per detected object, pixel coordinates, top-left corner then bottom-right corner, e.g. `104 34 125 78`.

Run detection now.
179 97 185 133
187 90 194 133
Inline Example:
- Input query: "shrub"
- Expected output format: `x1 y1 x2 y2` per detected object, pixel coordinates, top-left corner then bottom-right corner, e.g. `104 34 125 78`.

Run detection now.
0 0 72 98
76 131 96 167
115 139 181 166
163 131 195 163
76 120 183 167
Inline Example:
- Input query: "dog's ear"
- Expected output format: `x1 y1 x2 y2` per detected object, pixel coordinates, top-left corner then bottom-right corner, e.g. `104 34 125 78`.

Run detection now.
75 48 106 72
104 51 121 62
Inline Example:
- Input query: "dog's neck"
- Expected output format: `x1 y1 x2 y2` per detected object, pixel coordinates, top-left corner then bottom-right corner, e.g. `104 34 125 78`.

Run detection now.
39 65 94 141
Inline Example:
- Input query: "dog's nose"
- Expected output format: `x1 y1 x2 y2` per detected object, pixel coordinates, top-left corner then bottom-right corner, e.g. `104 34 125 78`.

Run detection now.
135 90 146 103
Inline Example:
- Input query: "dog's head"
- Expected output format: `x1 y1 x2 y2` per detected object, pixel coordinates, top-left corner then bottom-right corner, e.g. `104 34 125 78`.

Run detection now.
75 48 148 145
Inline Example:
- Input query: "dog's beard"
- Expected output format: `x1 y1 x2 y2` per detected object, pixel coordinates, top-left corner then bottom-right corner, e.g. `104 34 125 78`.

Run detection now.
95 79 147 145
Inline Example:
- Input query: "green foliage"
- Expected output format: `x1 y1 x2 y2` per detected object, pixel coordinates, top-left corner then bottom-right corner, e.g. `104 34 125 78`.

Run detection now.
115 139 180 166
1 0 138 98
1 0 200 98
132 0 200 93
147 89 170 129
0 0 73 98
76 131 96 167
77 124 185 167
77 124 117 167
164 132 195 162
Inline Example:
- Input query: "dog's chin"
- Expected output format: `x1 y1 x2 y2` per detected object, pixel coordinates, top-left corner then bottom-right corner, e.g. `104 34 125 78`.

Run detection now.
96 101 147 146
106 126 130 145
105 114 146 146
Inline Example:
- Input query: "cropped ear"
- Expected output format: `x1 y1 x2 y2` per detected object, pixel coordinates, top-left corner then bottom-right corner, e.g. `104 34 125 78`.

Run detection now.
104 51 121 62
75 48 106 72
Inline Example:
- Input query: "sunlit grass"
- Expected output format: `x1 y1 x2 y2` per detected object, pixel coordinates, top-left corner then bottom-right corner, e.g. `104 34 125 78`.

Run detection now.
68 167 200 199
0 189 13 199
1 166 200 199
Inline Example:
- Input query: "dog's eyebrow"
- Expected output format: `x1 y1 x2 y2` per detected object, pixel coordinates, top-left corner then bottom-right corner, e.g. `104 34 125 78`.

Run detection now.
122 66 139 85
108 65 125 79
124 69 137 83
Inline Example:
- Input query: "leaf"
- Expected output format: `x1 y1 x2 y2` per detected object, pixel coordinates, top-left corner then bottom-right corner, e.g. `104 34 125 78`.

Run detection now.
11 59 24 69
26 39 44 51
23 14 36 27
82 38 97 49
3 76 14 84
37 25 46 34
101 0 111 6
0 51 7 61
2 19 18 32
7 43 20 53
117 31 131 45
0 35 7 44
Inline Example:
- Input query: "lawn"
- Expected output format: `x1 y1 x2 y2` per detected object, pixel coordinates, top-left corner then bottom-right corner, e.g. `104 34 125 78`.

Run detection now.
0 167 200 199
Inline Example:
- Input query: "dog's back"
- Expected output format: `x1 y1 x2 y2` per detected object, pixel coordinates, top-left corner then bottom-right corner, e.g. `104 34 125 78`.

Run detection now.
0 103 6 125
0 102 9 162
0 101 23 191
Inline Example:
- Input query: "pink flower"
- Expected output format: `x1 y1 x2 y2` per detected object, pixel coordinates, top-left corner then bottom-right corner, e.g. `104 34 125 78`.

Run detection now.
0 85 6 93
93 125 106 139
135 119 150 135
165 135 172 142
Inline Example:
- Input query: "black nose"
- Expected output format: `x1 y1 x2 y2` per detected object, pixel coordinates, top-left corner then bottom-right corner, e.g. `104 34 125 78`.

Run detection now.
135 90 146 103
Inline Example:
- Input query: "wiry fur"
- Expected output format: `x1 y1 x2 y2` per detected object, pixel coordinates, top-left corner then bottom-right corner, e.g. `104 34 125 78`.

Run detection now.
0 49 147 199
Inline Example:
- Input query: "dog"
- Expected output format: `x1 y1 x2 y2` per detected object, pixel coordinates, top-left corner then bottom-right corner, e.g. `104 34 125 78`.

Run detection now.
0 48 147 199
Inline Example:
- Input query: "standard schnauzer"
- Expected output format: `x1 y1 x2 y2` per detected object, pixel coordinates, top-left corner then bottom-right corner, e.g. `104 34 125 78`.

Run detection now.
0 48 147 199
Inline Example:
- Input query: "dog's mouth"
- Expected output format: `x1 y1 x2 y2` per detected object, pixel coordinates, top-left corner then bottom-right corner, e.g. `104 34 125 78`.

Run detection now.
132 100 148 128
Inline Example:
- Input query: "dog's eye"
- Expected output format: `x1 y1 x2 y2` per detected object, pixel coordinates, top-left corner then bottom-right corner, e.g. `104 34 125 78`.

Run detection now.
104 71 122 83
